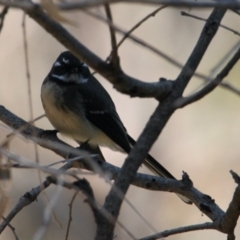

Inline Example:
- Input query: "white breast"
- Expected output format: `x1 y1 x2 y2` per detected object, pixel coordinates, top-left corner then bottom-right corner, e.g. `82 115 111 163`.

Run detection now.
41 81 122 151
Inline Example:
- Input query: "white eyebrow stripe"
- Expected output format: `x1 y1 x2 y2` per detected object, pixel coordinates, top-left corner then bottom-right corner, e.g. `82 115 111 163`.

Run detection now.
62 58 69 64
54 61 61 67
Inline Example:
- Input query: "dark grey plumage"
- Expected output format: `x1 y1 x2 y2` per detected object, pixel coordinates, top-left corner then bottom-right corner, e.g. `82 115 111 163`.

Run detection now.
41 51 191 204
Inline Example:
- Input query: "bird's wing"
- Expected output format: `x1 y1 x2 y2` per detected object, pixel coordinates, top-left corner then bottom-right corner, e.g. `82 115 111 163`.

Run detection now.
63 75 131 152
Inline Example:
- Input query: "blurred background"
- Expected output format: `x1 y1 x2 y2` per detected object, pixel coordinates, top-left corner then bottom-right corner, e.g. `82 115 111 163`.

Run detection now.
0 2 240 240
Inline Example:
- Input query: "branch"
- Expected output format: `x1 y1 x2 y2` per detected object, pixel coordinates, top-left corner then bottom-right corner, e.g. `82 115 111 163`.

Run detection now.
57 1 240 10
219 171 240 240
116 5 167 50
175 8 227 95
0 105 92 159
22 3 172 99
140 222 216 240
181 11 240 37
83 9 184 72
0 105 238 238
32 176 64 240
1 1 240 11
65 191 78 240
104 4 119 68
95 7 227 239
2 217 19 240
174 47 240 108
0 106 227 231
0 6 8 33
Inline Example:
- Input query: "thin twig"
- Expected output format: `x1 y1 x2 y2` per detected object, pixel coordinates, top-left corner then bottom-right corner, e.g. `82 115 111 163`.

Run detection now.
32 176 64 240
47 177 138 240
219 171 240 238
0 6 8 33
22 11 42 180
0 162 72 234
65 191 78 240
102 5 167 67
174 47 240 108
209 41 240 78
22 13 34 122
117 5 167 49
104 4 119 68
175 8 227 95
2 217 19 240
83 9 184 70
139 222 216 240
181 11 240 37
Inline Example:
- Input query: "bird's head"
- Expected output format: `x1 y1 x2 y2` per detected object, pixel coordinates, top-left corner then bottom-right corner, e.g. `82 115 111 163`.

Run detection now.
49 51 90 84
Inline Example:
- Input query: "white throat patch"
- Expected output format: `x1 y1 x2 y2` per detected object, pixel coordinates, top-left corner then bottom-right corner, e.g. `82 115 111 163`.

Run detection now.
51 74 68 82
51 74 89 84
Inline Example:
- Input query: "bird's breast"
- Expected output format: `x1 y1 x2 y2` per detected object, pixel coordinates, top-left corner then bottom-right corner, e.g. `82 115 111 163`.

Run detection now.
41 81 92 140
41 81 122 151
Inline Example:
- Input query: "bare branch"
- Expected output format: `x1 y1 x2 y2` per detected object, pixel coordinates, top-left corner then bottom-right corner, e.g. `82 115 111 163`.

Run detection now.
22 13 34 121
33 177 64 240
181 11 240 37
0 0 239 11
57 1 240 10
83 9 184 71
104 4 119 68
218 171 240 238
2 0 240 11
0 161 72 234
24 4 172 99
83 8 240 100
2 217 19 240
116 5 167 49
0 6 8 33
175 8 227 95
140 222 216 240
96 8 227 239
174 47 240 108
65 191 78 240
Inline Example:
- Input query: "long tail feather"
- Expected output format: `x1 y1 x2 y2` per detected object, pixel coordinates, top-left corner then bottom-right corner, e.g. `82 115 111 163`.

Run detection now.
127 135 191 204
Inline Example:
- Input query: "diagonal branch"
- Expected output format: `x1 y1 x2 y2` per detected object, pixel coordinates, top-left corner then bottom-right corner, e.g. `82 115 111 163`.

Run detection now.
174 47 240 108
219 171 240 239
104 4 119 68
181 11 240 37
140 222 216 240
97 8 227 240
2 104 240 239
0 6 8 33
22 3 172 99
116 6 167 49
175 8 227 95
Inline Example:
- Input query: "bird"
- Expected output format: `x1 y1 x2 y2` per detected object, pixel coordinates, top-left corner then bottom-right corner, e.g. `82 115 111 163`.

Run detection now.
41 51 191 204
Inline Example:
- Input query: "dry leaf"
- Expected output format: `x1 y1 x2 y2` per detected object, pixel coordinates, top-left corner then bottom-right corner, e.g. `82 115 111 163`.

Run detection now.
41 0 77 26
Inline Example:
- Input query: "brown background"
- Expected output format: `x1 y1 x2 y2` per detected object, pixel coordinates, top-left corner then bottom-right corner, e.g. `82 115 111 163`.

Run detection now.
0 4 240 240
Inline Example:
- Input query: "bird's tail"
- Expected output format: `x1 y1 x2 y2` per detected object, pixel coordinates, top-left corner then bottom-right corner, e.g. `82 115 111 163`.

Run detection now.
127 135 191 204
